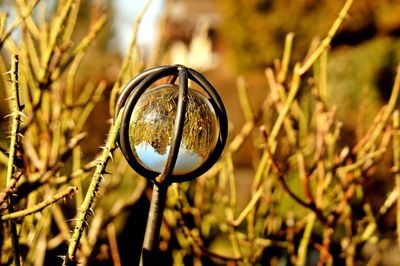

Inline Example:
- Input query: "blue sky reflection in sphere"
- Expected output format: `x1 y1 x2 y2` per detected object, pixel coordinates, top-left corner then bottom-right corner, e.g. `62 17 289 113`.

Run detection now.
128 85 219 176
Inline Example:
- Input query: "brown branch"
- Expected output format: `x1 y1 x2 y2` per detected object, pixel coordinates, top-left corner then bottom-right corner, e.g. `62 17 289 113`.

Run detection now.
15 133 87 201
260 127 329 225
2 186 77 221
0 171 23 209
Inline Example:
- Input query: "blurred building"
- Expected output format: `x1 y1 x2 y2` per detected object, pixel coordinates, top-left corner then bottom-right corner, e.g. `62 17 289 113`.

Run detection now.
162 0 220 46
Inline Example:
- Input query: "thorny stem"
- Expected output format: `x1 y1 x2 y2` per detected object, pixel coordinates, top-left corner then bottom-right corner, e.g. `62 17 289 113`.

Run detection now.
0 0 398 265
14 133 87 201
0 171 23 209
0 2 118 265
63 108 124 265
2 186 77 220
6 55 23 186
6 54 24 266
58 15 107 80
39 0 74 83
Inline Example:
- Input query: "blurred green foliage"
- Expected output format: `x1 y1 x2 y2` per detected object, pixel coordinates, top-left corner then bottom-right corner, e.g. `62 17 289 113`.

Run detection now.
328 37 400 127
218 0 400 71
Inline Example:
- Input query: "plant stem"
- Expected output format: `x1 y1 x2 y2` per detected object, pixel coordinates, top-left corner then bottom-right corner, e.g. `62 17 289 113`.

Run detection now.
297 0 354 75
2 186 77 221
393 110 400 250
297 213 316 265
0 0 40 48
109 0 152 116
63 108 124 265
5 54 25 266
278 32 295 83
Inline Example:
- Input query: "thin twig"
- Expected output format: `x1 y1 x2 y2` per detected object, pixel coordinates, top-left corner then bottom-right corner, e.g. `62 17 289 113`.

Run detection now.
107 223 122 266
230 186 263 227
0 0 41 48
15 133 87 201
15 0 41 38
237 76 254 121
297 0 354 75
57 14 107 80
393 110 400 250
260 126 329 225
297 213 316 266
0 171 23 209
356 65 400 155
277 32 295 83
297 152 314 204
39 0 74 83
174 185 243 263
2 186 77 221
109 0 152 116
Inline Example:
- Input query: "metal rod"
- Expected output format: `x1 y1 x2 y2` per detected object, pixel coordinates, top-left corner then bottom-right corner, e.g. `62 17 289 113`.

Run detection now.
140 184 168 266
116 65 228 265
156 66 188 184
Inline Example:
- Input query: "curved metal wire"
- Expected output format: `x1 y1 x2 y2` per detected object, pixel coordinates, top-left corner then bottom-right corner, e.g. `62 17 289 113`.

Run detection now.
116 64 228 184
115 65 228 265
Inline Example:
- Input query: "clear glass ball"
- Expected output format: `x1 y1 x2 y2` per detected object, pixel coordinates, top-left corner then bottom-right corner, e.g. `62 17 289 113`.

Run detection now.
129 84 219 175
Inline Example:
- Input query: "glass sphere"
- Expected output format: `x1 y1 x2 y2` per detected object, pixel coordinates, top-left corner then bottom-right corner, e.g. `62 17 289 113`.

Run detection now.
129 84 219 175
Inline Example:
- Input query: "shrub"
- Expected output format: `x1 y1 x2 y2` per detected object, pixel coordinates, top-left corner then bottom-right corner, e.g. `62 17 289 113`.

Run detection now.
0 0 399 265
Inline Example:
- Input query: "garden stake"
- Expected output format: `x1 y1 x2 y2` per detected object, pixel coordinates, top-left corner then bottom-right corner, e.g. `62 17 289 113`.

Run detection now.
115 65 228 265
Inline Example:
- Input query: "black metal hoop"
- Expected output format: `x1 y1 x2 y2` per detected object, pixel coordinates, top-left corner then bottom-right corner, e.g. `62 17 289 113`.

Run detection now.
115 65 228 185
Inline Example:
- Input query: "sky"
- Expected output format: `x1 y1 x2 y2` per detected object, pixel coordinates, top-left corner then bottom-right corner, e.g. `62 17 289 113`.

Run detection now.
112 0 164 55
1 0 164 56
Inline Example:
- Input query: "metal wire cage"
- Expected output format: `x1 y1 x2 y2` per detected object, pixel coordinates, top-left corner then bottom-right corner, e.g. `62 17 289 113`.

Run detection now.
115 65 228 185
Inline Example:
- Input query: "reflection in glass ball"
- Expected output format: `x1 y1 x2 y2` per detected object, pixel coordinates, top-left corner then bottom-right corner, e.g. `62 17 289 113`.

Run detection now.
129 84 219 175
